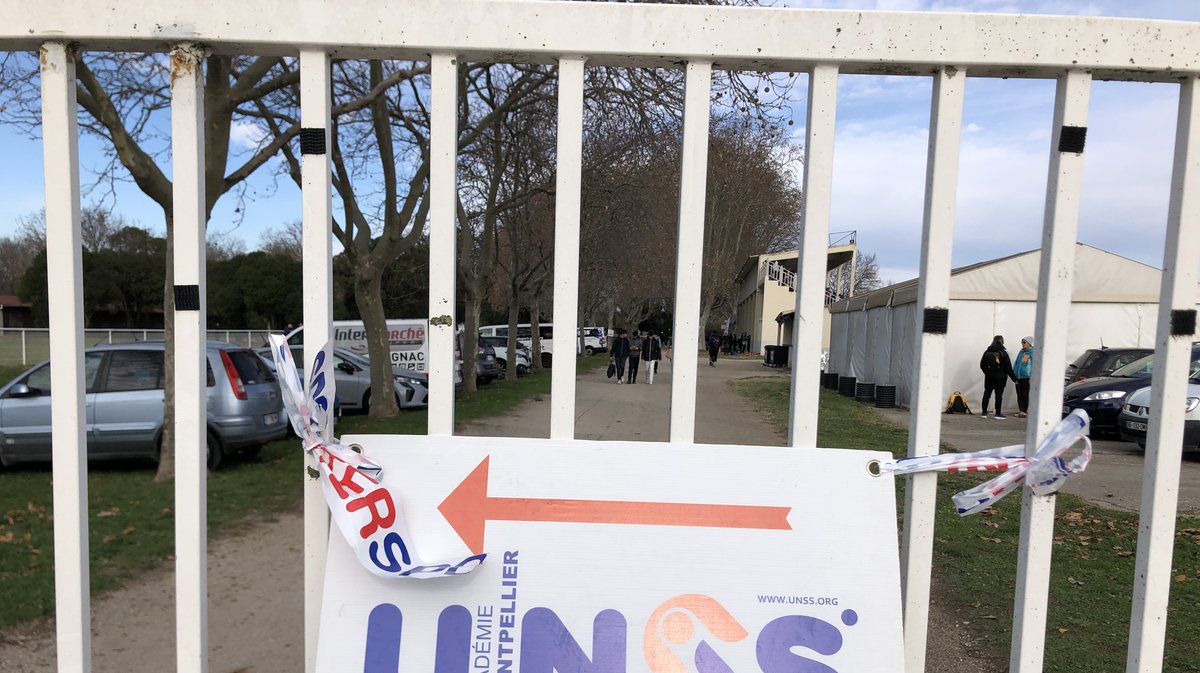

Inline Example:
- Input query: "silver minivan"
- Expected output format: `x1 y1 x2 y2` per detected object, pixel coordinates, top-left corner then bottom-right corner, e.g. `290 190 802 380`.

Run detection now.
0 341 287 469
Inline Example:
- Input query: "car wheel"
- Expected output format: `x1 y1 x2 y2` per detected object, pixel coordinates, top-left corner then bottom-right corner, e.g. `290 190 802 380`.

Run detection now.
207 430 223 471
363 388 405 411
585 346 595 356
497 359 508 379
516 364 529 376
541 353 552 368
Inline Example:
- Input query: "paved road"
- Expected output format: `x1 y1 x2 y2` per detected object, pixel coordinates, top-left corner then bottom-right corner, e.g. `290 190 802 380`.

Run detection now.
463 351 1200 516
461 350 790 446
872 405 1200 516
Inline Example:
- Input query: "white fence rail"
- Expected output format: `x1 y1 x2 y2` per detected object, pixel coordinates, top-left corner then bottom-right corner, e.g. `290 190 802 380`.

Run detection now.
4 2 1199 673
0 328 276 365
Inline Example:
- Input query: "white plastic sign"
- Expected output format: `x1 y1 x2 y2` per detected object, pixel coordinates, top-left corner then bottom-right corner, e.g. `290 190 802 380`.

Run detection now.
317 436 904 673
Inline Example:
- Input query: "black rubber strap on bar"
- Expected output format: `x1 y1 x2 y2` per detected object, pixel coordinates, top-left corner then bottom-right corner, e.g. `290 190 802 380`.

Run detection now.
299 128 326 155
174 285 200 312
1171 309 1196 337
922 307 949 334
1058 126 1087 154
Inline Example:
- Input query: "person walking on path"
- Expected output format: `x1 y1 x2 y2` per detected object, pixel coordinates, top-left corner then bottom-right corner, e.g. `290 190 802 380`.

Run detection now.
1013 336 1035 417
610 329 630 384
979 335 1018 419
626 330 644 383
706 332 721 367
642 330 663 384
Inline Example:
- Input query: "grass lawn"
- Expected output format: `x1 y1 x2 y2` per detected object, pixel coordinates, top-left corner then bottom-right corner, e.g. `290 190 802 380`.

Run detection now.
732 377 1200 673
0 355 610 628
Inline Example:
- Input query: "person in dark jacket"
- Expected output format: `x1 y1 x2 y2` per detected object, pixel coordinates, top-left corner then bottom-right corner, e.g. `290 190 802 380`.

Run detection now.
626 330 644 383
706 332 721 366
979 335 1018 419
642 330 663 384
609 329 630 384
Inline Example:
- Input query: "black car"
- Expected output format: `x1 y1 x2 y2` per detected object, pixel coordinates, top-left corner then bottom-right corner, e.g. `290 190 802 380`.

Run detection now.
1064 347 1152 385
1062 344 1200 434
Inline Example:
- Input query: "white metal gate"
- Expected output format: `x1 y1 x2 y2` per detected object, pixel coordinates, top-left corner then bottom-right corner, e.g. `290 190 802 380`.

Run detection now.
6 2 1199 672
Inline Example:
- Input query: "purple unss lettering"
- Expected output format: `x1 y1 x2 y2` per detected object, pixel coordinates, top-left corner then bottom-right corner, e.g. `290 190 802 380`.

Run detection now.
360 604 858 672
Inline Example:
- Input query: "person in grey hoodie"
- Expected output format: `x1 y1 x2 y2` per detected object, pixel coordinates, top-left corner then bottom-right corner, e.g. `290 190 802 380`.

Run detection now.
1013 336 1036 417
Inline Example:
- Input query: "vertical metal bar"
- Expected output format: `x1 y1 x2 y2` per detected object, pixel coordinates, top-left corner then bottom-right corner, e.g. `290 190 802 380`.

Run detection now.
550 57 586 440
1126 75 1200 673
22 330 27 364
901 66 965 673
1011 69 1092 673
170 42 209 673
428 53 459 437
668 60 712 443
299 49 333 673
41 41 91 673
788 64 839 448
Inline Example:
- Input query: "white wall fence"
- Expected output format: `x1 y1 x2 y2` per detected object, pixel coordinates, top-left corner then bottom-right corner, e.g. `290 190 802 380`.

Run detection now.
5 2 1199 673
0 328 276 365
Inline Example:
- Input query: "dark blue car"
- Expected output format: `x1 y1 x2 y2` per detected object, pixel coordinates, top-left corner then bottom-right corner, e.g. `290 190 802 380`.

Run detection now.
1062 344 1200 434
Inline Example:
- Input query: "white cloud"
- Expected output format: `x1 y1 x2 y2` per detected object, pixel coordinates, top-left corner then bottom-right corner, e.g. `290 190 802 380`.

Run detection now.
229 120 269 150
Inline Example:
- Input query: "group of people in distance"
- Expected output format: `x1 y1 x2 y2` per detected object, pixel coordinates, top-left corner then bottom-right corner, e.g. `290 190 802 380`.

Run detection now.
979 334 1036 419
609 329 664 384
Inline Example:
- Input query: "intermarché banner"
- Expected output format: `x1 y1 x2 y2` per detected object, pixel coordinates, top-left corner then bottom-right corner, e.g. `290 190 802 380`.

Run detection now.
316 436 904 672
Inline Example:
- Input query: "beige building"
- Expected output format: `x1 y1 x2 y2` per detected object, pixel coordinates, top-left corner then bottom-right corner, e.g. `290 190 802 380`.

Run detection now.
733 237 858 356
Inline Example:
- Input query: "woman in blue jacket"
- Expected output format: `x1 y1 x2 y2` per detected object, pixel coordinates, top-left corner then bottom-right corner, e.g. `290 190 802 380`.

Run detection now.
1013 336 1035 417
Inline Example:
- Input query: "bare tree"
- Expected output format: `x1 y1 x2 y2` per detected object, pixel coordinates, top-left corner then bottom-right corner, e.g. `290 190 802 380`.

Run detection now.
260 219 304 261
699 120 804 333
0 49 304 480
827 251 883 300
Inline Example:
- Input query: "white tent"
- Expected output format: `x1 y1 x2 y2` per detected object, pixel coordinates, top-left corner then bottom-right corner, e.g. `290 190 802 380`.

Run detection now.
827 244 1165 410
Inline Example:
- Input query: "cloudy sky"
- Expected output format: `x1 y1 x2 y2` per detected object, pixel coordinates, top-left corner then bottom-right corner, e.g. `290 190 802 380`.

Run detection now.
1 0 1199 287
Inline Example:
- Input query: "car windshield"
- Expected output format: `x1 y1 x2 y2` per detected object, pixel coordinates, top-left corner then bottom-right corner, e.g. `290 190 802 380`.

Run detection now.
1110 351 1200 379
1111 355 1153 378
337 349 371 368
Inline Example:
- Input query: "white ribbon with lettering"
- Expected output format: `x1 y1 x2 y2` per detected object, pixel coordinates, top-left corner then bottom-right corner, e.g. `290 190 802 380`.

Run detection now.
268 334 485 578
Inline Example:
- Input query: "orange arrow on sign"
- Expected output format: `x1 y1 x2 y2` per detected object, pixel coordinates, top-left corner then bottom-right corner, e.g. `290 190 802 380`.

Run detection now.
438 456 792 554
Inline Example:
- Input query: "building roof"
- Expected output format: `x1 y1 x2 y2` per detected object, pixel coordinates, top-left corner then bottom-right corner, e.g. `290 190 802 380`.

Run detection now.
735 243 859 284
828 243 1163 313
0 294 32 308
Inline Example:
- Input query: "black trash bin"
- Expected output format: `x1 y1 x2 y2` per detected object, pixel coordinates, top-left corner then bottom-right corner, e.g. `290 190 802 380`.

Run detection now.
763 345 779 366
838 375 857 397
763 344 791 367
855 382 876 403
875 384 897 408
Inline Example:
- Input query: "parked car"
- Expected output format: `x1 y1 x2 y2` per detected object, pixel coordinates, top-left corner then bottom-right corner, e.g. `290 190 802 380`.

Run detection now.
476 343 501 384
1117 382 1200 452
478 335 532 377
1064 347 1153 384
579 327 607 356
1062 344 1200 435
257 346 429 411
0 341 287 469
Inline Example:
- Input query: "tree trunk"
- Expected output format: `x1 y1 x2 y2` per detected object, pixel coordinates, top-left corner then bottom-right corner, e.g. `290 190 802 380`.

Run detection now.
463 294 481 393
530 301 543 370
698 305 712 349
506 286 521 381
153 212 176 483
355 261 400 419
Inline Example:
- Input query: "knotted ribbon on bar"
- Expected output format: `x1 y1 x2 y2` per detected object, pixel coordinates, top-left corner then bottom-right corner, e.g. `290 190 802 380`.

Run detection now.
880 409 1092 515
268 334 485 578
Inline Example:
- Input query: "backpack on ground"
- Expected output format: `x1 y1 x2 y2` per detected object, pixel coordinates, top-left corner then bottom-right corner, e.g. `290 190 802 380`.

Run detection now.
980 350 1002 374
945 391 972 414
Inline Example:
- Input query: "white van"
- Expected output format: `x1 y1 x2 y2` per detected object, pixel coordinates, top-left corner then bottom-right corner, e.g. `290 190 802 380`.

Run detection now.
477 324 609 365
